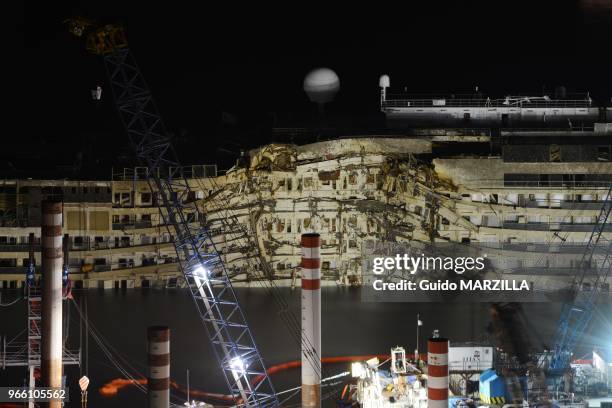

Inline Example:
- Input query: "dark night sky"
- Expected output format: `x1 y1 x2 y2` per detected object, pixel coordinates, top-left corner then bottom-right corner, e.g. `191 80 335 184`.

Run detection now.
15 0 612 177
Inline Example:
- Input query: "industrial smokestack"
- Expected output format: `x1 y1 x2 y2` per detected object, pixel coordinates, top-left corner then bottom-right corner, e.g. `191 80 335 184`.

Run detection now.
148 326 170 408
41 200 63 408
300 233 321 408
427 333 449 408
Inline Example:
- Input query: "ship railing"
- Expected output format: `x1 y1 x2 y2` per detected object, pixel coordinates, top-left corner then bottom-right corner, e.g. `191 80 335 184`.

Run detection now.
501 126 596 133
382 97 592 108
500 222 612 232
0 341 28 369
450 175 610 188
502 180 611 188
474 242 609 253
271 127 492 142
112 164 218 181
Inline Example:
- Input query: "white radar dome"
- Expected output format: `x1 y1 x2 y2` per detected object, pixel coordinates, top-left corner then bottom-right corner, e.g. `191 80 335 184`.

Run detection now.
379 74 390 88
303 68 340 104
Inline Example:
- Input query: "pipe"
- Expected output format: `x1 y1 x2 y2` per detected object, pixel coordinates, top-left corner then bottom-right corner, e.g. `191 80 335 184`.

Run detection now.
427 335 449 408
41 200 63 408
148 326 170 408
301 233 321 408
103 354 393 399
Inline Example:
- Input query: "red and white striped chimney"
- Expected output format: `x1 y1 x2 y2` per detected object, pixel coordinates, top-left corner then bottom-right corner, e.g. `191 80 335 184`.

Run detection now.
148 326 170 408
41 200 63 408
301 233 321 408
427 335 449 408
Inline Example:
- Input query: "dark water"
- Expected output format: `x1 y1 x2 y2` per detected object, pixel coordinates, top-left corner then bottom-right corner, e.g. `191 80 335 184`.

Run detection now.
1 287 611 407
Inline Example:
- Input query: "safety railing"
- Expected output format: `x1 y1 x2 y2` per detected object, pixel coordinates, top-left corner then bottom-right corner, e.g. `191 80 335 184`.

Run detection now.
112 164 218 181
474 242 609 253
503 180 611 188
501 222 612 232
382 95 592 108
0 342 81 368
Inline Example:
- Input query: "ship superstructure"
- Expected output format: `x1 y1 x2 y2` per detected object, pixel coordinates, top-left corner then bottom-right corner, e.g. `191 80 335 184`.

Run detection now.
379 75 610 128
1 124 611 290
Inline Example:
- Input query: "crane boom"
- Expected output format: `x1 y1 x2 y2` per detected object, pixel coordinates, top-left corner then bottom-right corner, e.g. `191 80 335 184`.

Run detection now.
549 183 612 374
67 20 279 406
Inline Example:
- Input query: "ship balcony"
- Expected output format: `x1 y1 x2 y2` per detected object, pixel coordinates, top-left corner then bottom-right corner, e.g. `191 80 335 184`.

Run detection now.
112 220 153 230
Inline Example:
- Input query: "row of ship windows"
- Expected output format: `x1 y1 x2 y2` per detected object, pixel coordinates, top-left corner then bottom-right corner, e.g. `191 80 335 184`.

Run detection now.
463 192 610 204
0 205 600 245
0 256 341 271
461 214 599 226
264 216 380 234
0 186 112 195
1 175 380 201
504 144 610 162
0 255 177 269
112 191 207 206
113 213 153 223
503 174 612 187
0 234 173 247
240 172 381 194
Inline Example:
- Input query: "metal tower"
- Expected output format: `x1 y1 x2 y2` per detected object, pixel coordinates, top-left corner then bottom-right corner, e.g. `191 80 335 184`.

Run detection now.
26 233 42 370
0 236 79 408
66 19 278 406
26 233 42 408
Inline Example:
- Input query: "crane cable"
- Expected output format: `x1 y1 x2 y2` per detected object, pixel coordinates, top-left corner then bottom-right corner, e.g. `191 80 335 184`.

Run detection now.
69 298 146 391
184 173 322 374
144 172 326 386
69 297 190 406
0 294 22 307
192 175 323 375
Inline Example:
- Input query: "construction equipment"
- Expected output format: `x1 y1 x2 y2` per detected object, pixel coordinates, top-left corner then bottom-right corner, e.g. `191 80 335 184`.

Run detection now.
489 184 611 403
66 19 279 406
547 184 612 374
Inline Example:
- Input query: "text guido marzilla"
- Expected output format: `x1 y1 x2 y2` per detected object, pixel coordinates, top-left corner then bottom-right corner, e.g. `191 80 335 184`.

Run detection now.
372 279 530 291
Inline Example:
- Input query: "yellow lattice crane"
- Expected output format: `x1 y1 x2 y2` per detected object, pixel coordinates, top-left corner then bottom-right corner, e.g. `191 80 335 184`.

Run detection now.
64 17 127 55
